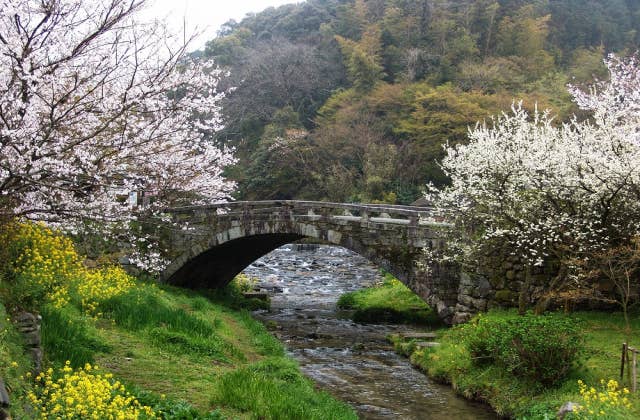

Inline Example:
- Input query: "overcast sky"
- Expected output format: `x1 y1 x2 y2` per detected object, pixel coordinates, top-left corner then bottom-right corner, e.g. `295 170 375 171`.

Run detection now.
143 0 299 50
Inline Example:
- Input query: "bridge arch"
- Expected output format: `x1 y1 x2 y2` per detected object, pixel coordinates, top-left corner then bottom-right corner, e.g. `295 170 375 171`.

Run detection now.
160 201 462 323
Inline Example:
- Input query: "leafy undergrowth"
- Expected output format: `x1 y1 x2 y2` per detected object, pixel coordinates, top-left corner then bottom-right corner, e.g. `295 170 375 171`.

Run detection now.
0 302 33 419
0 222 356 419
337 272 440 325
391 309 640 419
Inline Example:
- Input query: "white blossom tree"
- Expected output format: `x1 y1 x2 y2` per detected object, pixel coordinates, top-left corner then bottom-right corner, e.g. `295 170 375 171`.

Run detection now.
0 0 236 270
430 54 640 310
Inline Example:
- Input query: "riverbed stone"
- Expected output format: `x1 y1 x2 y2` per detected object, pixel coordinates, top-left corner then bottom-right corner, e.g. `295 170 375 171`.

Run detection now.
242 244 494 417
557 402 580 419
452 312 473 324
0 378 9 408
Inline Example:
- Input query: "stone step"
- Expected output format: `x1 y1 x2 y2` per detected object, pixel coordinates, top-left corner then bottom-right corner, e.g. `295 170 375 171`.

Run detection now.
414 341 441 348
399 332 437 340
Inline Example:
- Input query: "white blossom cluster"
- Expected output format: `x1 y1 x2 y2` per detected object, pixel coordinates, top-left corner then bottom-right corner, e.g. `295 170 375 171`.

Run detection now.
0 0 236 271
430 55 640 277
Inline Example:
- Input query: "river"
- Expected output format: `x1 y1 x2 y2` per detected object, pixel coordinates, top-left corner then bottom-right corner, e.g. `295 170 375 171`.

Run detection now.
242 244 496 419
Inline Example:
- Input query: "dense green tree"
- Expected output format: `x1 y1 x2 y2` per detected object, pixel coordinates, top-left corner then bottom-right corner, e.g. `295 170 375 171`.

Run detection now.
198 0 639 202
242 108 317 200
395 83 503 185
336 34 385 92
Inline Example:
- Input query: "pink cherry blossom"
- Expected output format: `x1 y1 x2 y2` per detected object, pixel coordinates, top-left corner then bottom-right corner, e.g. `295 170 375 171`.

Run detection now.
0 0 236 271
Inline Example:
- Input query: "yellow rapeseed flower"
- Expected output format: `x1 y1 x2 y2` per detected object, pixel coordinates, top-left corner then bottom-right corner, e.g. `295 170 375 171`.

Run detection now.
30 363 157 419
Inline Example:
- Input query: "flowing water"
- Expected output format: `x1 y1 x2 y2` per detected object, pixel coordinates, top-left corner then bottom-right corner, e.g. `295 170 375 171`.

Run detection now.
242 244 497 419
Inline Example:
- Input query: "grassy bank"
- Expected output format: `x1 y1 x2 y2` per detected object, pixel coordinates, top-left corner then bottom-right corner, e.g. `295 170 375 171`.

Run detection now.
390 309 640 419
337 272 440 325
2 280 358 419
0 222 357 419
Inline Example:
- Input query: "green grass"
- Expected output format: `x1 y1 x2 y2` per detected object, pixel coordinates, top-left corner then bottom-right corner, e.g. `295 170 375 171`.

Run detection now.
0 302 34 419
337 272 440 325
211 358 358 420
390 309 640 419
40 303 111 366
97 285 244 364
87 281 357 418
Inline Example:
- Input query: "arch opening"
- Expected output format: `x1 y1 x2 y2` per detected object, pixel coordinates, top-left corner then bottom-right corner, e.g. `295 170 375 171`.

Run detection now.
168 233 304 289
167 231 425 304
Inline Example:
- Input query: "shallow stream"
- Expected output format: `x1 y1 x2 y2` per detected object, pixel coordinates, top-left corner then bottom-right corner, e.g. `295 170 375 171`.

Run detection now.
243 244 496 419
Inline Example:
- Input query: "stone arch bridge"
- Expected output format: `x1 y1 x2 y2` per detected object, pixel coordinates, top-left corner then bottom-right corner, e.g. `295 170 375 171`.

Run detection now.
160 201 490 324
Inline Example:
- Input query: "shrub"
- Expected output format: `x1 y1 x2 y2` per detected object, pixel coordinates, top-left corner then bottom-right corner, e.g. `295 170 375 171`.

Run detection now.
231 273 258 293
462 312 583 385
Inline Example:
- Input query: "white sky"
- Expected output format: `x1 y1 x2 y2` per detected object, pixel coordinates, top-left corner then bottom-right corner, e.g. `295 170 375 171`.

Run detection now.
143 0 300 50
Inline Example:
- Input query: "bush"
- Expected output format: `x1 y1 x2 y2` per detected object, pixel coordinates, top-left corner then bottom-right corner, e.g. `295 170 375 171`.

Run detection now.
231 273 258 293
462 312 583 385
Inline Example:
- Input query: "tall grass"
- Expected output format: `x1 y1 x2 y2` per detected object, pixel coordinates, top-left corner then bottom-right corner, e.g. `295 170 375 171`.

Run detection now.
0 303 34 419
99 288 215 333
98 286 245 362
40 304 111 366
212 358 358 420
235 310 285 357
338 273 440 325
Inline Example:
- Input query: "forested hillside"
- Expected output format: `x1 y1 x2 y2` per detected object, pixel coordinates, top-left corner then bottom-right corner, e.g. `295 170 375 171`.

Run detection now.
203 0 640 204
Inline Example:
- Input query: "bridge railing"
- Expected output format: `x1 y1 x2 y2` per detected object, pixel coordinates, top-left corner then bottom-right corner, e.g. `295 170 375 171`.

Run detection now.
167 200 451 227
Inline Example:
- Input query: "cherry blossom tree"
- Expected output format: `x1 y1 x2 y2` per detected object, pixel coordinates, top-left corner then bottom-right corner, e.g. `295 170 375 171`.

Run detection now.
0 0 236 270
429 54 640 310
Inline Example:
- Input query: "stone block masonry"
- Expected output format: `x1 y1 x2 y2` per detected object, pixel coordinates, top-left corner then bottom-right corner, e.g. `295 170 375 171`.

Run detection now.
158 201 499 324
